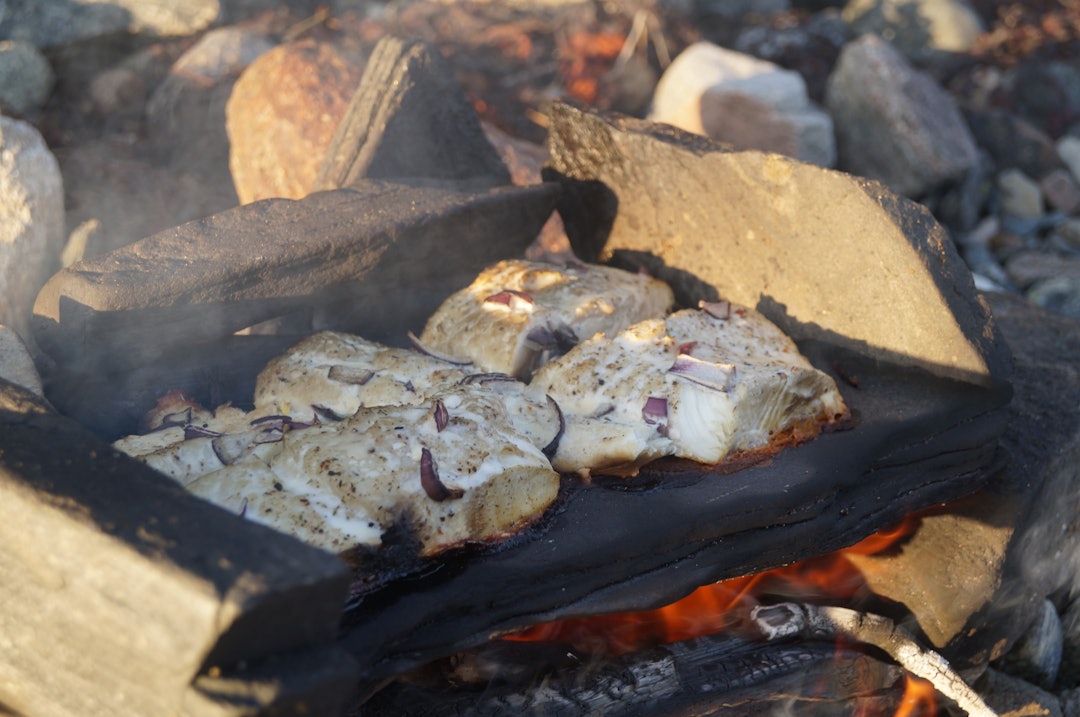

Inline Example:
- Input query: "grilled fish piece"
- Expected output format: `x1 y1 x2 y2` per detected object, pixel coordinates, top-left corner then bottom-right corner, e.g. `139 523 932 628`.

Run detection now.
531 304 849 475
254 331 469 424
111 398 289 486
418 259 674 379
186 384 561 556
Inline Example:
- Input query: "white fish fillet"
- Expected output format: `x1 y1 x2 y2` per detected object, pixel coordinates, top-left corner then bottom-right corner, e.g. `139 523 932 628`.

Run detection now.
254 331 469 423
186 384 561 556
531 306 849 475
419 259 674 379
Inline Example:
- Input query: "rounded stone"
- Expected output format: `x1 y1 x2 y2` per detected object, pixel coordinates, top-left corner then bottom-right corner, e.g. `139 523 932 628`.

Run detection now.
0 40 54 115
226 39 366 204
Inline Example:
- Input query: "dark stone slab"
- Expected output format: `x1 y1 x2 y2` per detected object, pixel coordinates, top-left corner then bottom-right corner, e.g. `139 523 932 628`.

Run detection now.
339 342 1010 687
32 180 558 369
0 380 356 716
543 101 1011 387
313 36 511 191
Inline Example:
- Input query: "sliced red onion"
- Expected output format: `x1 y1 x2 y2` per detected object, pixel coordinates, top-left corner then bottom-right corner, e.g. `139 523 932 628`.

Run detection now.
461 372 518 386
250 414 289 426
590 403 615 419
699 299 731 320
525 325 557 349
433 399 448 432
541 395 565 459
328 365 375 385
483 289 535 311
552 325 579 352
212 433 258 465
420 447 463 502
238 497 249 518
407 331 473 366
311 404 347 423
678 341 698 356
253 425 285 444
184 425 222 440
159 407 193 428
642 396 669 436
669 355 736 392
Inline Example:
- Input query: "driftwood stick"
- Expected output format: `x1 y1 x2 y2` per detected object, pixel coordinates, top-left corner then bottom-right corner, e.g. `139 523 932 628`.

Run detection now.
751 602 998 717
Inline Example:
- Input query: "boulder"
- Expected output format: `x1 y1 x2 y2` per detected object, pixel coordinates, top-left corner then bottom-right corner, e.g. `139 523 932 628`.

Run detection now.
0 39 53 115
0 116 63 338
226 39 366 204
825 34 978 197
544 101 1009 385
648 42 835 167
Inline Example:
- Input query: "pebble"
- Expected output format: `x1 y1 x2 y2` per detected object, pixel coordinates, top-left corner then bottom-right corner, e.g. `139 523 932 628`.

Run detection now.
1062 598 1080 690
977 668 1064 717
1041 169 1080 214
841 0 985 64
825 34 977 197
1058 136 1080 186
0 40 54 115
1027 276 1080 322
998 168 1045 219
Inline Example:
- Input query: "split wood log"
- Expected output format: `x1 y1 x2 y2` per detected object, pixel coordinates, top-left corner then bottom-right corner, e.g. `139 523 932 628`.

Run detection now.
751 603 998 717
32 180 558 371
314 36 510 191
0 378 357 717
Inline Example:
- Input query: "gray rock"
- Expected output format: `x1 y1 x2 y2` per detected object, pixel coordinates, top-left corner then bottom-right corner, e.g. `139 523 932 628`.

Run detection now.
993 598 1063 688
146 25 275 178
0 116 63 339
0 39 53 115
998 168 1045 219
1041 168 1080 214
1064 687 1080 717
976 668 1063 717
648 41 835 167
825 34 978 197
0 323 41 396
841 0 984 64
967 108 1067 179
545 101 1009 385
1059 135 1080 185
0 0 219 49
1026 275 1080 321
1060 599 1080 689
694 0 790 18
1005 251 1080 291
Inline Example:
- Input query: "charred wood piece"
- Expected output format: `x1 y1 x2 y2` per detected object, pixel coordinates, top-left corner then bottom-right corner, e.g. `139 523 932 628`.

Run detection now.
314 36 511 191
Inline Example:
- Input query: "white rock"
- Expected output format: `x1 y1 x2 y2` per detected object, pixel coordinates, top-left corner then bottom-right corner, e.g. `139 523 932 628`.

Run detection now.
649 42 835 167
0 324 42 397
998 168 1044 219
1058 135 1080 186
0 116 64 337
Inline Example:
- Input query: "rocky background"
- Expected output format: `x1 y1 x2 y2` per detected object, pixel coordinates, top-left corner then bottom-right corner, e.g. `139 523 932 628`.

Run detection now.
2 0 1080 713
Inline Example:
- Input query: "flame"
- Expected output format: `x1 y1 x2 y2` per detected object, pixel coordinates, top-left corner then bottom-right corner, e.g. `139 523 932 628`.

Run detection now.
895 675 937 717
559 30 627 105
504 515 920 657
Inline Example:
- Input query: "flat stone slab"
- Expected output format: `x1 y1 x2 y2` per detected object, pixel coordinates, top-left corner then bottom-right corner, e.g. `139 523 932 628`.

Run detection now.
544 101 1009 386
0 379 356 716
32 180 558 369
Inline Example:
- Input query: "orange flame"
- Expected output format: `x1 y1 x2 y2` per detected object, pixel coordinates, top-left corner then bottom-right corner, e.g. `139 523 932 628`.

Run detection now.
895 675 937 717
505 515 920 657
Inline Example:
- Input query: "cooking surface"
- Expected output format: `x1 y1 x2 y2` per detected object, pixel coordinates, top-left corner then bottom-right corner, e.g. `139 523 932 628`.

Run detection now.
338 339 1010 683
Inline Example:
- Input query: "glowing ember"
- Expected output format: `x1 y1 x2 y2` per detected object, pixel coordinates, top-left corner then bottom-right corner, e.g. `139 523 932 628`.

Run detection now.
504 515 921 657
